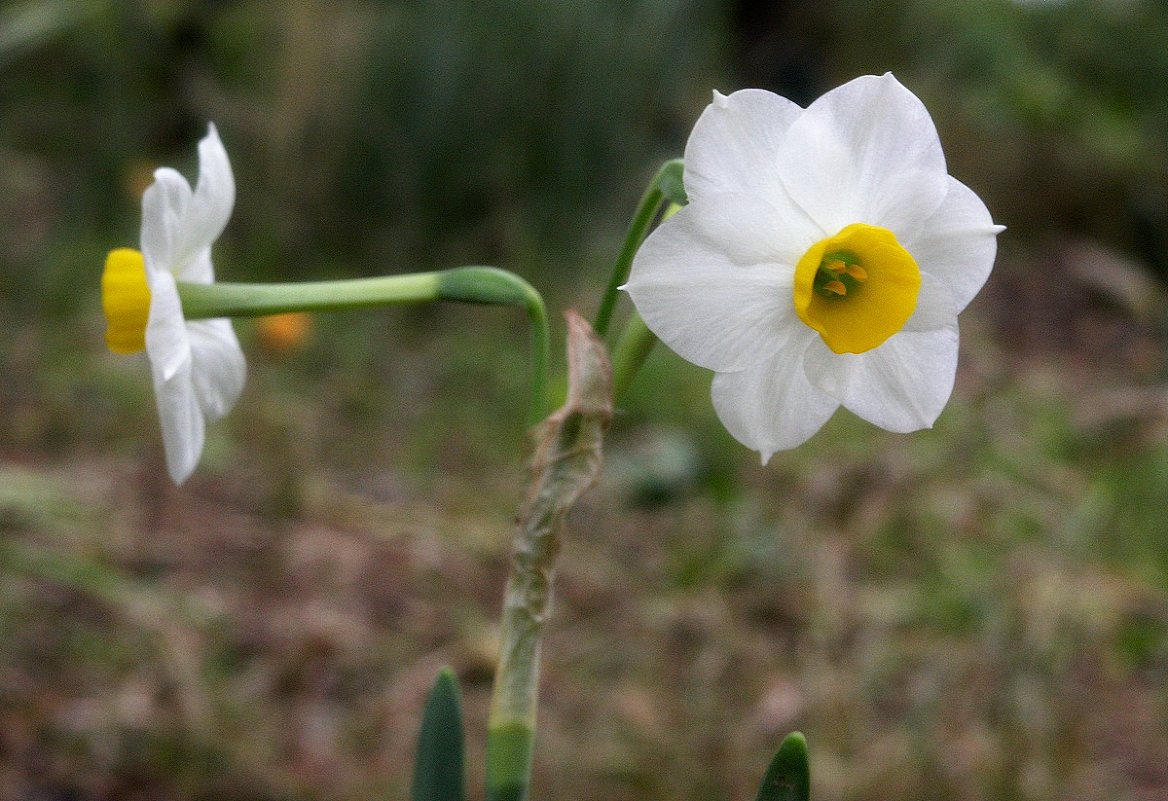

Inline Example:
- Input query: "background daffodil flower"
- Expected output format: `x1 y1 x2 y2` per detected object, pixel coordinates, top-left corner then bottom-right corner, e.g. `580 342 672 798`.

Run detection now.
623 73 1004 462
103 124 246 484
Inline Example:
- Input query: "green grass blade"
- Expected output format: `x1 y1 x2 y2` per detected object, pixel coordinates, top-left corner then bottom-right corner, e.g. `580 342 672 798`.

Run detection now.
411 668 466 801
0 0 104 67
754 731 810 801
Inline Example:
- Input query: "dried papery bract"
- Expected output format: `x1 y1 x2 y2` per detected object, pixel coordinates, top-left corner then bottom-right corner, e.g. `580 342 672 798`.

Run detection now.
487 310 613 801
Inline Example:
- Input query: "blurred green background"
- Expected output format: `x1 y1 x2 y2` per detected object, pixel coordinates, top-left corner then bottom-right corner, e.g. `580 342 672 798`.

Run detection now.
2 0 1167 799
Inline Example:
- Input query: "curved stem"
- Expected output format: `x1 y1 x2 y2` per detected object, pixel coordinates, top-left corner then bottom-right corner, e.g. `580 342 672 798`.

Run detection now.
437 268 551 426
592 159 685 340
178 266 551 426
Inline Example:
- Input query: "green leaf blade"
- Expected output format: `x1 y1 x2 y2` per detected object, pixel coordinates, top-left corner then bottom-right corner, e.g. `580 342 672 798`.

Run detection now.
412 668 466 801
755 731 810 801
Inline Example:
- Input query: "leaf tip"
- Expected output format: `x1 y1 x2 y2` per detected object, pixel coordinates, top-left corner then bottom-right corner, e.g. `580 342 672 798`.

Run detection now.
754 730 810 801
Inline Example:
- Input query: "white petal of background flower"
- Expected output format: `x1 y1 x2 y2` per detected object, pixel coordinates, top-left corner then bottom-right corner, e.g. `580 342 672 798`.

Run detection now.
711 339 839 462
179 125 234 273
624 206 802 373
804 327 960 433
180 247 215 285
685 88 803 204
137 124 245 483
140 169 189 277
776 74 949 237
154 357 205 484
145 271 191 383
188 318 247 421
141 128 234 282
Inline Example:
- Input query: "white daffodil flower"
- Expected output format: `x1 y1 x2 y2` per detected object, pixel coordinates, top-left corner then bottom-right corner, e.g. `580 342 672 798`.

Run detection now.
102 124 246 484
624 73 1003 462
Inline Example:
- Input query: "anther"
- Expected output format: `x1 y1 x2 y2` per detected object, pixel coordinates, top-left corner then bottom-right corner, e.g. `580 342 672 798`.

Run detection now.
844 264 868 281
823 280 847 296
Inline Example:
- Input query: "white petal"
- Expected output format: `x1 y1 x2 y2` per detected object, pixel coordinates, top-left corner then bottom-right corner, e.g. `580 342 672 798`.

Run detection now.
135 125 238 485
176 124 234 281
140 167 192 276
152 358 205 485
902 270 958 332
903 176 1002 313
685 88 803 205
711 336 840 463
145 271 191 383
804 327 959 433
139 125 234 282
181 247 215 286
187 318 247 422
624 205 803 373
684 192 822 266
775 73 949 236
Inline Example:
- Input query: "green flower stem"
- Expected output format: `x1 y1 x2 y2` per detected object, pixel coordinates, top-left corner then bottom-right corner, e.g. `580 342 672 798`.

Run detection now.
437 268 551 425
604 199 683 400
609 311 658 403
177 272 443 318
178 266 550 425
592 158 685 340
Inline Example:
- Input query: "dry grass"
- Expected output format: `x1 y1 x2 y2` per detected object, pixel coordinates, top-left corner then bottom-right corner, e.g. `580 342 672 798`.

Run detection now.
2 246 1168 801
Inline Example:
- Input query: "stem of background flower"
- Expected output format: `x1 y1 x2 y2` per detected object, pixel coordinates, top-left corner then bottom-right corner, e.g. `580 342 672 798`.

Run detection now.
591 159 685 341
178 266 551 426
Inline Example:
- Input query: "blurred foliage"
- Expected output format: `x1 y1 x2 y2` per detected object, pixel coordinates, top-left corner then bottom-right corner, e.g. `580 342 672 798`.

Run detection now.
2 1 1168 800
0 0 722 294
823 0 1168 272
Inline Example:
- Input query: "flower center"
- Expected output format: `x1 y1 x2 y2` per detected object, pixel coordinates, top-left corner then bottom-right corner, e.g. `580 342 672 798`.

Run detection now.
102 247 151 354
792 223 920 354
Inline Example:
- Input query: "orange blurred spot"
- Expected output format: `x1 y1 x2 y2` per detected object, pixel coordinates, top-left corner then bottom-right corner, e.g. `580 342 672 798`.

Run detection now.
257 312 313 353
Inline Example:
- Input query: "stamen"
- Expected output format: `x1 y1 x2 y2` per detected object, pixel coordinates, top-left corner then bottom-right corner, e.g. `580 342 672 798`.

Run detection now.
844 264 868 281
823 280 847 296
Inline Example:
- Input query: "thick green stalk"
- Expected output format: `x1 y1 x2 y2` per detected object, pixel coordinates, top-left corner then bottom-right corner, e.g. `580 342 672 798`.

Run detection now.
486 312 612 801
592 159 685 340
178 266 551 425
